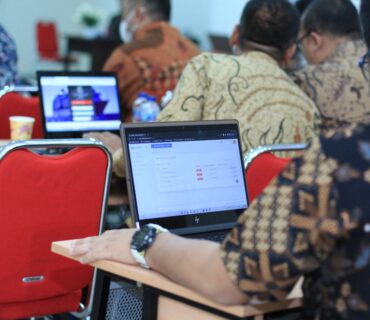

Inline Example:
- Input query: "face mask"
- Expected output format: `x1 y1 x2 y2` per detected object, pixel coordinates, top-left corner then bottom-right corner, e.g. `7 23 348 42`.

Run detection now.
119 20 133 43
119 10 136 43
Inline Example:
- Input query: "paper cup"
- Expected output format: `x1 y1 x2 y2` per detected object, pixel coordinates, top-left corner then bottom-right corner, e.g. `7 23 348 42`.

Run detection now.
9 116 35 140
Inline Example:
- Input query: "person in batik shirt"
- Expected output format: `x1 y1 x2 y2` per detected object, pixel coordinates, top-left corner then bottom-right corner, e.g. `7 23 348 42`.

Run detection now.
291 0 370 131
71 0 370 319
103 0 199 122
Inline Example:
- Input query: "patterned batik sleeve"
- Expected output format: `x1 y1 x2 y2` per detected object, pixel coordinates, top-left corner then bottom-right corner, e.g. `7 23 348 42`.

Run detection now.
221 137 342 301
0 25 18 87
157 55 206 122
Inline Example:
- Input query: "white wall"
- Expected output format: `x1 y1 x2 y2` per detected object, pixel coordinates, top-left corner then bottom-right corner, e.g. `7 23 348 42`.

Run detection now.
0 0 84 77
209 0 246 36
172 0 213 49
0 0 123 77
352 0 361 9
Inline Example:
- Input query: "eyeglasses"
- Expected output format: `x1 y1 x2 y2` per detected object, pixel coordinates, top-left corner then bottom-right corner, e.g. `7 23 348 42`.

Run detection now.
295 32 312 51
359 52 370 81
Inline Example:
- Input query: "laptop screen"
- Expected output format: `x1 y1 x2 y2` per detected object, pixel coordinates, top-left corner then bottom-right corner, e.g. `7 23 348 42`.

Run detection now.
122 122 248 231
38 72 122 136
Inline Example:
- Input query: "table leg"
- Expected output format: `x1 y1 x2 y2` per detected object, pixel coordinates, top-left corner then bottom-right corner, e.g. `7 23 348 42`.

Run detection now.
142 286 159 320
91 270 111 320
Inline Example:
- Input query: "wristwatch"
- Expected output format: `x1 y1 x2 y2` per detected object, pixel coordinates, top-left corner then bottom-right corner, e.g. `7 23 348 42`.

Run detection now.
130 224 168 269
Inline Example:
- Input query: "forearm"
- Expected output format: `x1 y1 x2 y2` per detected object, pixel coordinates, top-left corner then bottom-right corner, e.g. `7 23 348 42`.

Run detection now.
146 233 248 305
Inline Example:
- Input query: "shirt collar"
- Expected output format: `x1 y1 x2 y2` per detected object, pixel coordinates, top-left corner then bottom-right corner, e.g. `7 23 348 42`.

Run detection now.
325 40 367 63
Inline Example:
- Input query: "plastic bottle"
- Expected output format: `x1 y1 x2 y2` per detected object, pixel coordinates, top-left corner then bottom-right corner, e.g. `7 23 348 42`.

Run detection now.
132 92 148 123
132 92 160 122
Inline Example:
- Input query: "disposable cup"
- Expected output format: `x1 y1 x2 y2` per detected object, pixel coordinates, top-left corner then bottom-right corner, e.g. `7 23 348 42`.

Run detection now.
9 116 35 140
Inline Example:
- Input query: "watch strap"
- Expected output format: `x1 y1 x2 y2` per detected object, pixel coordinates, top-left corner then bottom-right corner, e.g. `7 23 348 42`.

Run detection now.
130 224 168 269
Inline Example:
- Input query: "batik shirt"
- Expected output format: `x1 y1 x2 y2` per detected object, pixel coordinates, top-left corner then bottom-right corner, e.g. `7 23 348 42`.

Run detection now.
0 25 18 88
222 122 370 319
291 40 370 131
158 51 322 156
104 21 199 121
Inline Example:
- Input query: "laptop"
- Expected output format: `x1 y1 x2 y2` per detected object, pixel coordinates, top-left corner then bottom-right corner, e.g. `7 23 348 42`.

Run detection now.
37 71 123 138
121 121 249 242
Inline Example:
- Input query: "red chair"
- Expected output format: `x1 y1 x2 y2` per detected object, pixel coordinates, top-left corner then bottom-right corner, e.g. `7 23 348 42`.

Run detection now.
0 92 44 139
244 144 308 202
0 139 112 319
36 21 76 70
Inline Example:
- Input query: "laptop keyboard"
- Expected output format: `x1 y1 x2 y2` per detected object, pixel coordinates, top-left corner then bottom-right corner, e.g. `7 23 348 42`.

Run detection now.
187 230 227 243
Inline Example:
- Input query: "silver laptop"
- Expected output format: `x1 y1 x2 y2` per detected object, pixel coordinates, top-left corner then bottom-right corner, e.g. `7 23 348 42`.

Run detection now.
121 121 249 242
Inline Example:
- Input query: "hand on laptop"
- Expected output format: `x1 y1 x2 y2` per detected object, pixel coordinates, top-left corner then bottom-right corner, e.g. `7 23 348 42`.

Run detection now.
83 132 122 155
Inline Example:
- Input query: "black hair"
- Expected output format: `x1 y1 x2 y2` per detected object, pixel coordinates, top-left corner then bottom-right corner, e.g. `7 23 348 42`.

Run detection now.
361 0 370 48
295 0 313 15
302 0 361 39
239 0 300 53
129 0 171 21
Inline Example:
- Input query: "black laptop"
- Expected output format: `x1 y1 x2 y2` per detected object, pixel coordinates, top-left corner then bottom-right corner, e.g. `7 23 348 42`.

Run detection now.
121 121 249 242
37 71 123 138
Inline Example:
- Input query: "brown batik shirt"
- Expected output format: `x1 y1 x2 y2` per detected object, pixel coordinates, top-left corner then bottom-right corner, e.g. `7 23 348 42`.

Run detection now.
157 51 322 156
291 40 370 130
104 21 200 121
222 122 370 319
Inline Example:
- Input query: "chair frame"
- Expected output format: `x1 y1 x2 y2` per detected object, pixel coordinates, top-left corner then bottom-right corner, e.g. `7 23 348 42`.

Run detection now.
244 143 309 170
0 138 113 319
0 85 38 98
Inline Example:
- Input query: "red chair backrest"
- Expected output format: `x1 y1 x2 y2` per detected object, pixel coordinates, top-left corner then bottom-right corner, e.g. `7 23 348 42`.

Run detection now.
36 21 59 60
0 92 44 139
0 146 110 318
246 152 291 203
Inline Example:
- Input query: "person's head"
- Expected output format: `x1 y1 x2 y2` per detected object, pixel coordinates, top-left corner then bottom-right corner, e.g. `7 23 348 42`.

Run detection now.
359 0 370 82
119 0 171 42
299 0 361 65
230 0 300 66
295 0 313 15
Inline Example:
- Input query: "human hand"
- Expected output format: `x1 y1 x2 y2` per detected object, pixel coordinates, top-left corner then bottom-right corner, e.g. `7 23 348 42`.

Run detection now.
70 229 137 265
83 132 122 155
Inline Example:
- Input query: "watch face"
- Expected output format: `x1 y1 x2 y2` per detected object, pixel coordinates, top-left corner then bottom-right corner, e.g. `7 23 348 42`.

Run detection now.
131 225 157 252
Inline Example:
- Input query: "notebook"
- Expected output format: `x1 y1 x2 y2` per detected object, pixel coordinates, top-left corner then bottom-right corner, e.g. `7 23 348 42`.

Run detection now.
37 71 122 138
121 121 249 242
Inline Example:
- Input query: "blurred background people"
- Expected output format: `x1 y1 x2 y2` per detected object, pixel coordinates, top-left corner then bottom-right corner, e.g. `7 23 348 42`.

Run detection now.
103 0 200 122
291 0 369 130
158 0 321 154
71 3 370 320
106 0 322 177
285 0 314 72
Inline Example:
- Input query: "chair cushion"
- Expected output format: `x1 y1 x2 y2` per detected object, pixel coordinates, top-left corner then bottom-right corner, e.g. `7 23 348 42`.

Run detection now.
0 290 81 319
246 152 291 202
0 146 108 315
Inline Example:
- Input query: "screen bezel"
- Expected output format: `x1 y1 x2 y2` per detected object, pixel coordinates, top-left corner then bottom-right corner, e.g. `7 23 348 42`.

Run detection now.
37 71 123 138
121 120 249 232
